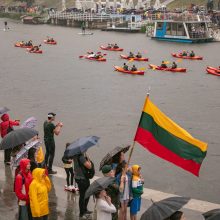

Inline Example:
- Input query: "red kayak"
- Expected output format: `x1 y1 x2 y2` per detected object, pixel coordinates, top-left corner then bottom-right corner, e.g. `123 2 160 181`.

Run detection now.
149 64 186 72
27 48 43 54
120 54 149 62
100 46 123 51
206 67 220 76
15 43 33 48
171 53 203 60
114 66 144 75
44 40 57 45
79 55 106 62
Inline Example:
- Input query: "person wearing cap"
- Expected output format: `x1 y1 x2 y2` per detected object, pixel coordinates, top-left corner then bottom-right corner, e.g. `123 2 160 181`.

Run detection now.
43 112 63 175
102 165 120 220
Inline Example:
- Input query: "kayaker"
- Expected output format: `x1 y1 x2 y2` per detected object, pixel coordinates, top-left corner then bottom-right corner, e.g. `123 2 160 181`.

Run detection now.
113 44 119 49
131 65 137 71
87 52 95 58
182 51 187 56
30 45 39 52
81 21 86 34
190 50 195 57
107 44 112 49
161 61 167 68
136 52 142 58
128 52 134 58
27 40 33 46
123 63 129 71
4 21 8 30
20 41 25 46
171 62 177 69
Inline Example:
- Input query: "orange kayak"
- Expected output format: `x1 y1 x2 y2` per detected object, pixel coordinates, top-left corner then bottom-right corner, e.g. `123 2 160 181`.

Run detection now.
100 46 123 51
114 66 144 75
172 53 203 60
206 67 220 76
27 48 43 54
44 40 57 45
149 64 186 72
14 43 33 48
120 54 148 61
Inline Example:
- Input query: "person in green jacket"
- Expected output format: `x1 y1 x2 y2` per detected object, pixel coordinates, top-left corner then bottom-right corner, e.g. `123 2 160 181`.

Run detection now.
102 165 120 220
130 165 144 220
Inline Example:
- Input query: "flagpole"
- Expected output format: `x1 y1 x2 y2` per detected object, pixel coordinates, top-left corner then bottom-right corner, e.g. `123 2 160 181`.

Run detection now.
127 87 151 165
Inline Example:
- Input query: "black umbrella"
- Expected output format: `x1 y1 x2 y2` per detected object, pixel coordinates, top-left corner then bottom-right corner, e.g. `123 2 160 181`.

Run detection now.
99 145 130 170
0 128 38 150
140 197 190 220
203 209 220 220
64 136 100 158
0 107 10 115
85 177 115 199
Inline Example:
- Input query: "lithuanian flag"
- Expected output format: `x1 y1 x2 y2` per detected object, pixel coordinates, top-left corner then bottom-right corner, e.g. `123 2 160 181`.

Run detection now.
134 97 208 176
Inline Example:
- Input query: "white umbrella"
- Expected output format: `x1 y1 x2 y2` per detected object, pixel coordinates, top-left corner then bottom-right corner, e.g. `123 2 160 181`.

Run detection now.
20 117 37 129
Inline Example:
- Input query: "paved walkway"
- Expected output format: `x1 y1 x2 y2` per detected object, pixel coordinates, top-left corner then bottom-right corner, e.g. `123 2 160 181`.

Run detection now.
0 152 220 220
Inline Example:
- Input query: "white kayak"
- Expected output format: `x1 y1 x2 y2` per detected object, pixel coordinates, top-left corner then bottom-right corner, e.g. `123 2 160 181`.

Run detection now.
78 32 93 35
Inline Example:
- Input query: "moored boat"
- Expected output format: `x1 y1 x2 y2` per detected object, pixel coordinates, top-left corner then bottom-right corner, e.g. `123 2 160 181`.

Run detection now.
149 64 186 72
120 54 149 61
172 53 203 60
114 66 144 75
100 46 123 51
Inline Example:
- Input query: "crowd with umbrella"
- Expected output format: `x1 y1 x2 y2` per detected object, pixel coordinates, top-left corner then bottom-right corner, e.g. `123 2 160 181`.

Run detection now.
0 106 218 220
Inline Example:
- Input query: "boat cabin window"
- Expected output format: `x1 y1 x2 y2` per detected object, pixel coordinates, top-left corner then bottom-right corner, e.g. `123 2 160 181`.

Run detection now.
186 23 207 38
166 22 186 36
157 22 163 30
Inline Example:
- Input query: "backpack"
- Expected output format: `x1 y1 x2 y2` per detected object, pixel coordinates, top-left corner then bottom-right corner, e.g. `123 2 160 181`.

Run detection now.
77 156 95 179
7 121 14 134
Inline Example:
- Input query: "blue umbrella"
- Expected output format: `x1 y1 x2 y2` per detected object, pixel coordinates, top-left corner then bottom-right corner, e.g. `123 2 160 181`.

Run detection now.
64 136 100 157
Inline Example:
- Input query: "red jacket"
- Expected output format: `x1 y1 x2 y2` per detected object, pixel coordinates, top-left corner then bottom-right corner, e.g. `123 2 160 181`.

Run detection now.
0 114 19 138
15 159 33 205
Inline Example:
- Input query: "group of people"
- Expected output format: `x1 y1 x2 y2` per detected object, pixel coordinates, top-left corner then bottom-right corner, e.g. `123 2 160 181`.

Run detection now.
1 112 188 220
123 63 138 72
46 37 55 43
161 61 178 69
107 43 119 49
87 51 104 59
181 50 195 57
127 52 142 59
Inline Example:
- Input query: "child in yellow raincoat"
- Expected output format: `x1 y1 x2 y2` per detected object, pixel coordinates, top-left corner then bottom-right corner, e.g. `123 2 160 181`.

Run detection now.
29 168 51 219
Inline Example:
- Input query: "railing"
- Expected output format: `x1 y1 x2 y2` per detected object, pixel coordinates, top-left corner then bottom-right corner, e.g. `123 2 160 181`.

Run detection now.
146 13 211 22
49 12 125 21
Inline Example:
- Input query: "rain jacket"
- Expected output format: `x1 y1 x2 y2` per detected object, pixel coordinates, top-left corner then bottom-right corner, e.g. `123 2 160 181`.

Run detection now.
131 165 143 198
15 159 33 205
29 168 51 217
0 113 19 138
36 145 44 164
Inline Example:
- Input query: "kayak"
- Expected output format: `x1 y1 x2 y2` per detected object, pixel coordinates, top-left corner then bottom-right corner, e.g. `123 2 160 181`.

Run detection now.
14 43 33 48
44 40 57 45
207 66 220 73
78 32 93 35
80 55 106 62
114 66 144 75
27 48 43 54
120 54 148 61
100 46 123 51
206 67 220 76
171 53 203 60
149 64 186 72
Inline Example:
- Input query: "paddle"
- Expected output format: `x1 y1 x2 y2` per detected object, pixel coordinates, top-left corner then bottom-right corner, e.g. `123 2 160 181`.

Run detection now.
138 67 146 71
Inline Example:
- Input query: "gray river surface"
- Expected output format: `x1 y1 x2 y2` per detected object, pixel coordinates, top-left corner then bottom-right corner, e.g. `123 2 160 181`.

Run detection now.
1 19 220 203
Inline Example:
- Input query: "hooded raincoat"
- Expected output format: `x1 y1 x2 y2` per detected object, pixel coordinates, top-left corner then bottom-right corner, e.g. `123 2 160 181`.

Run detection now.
131 165 143 198
15 158 33 205
0 113 19 138
29 168 51 217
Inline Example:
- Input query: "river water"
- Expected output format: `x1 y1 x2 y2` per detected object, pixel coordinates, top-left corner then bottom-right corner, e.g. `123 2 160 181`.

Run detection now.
1 18 220 203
